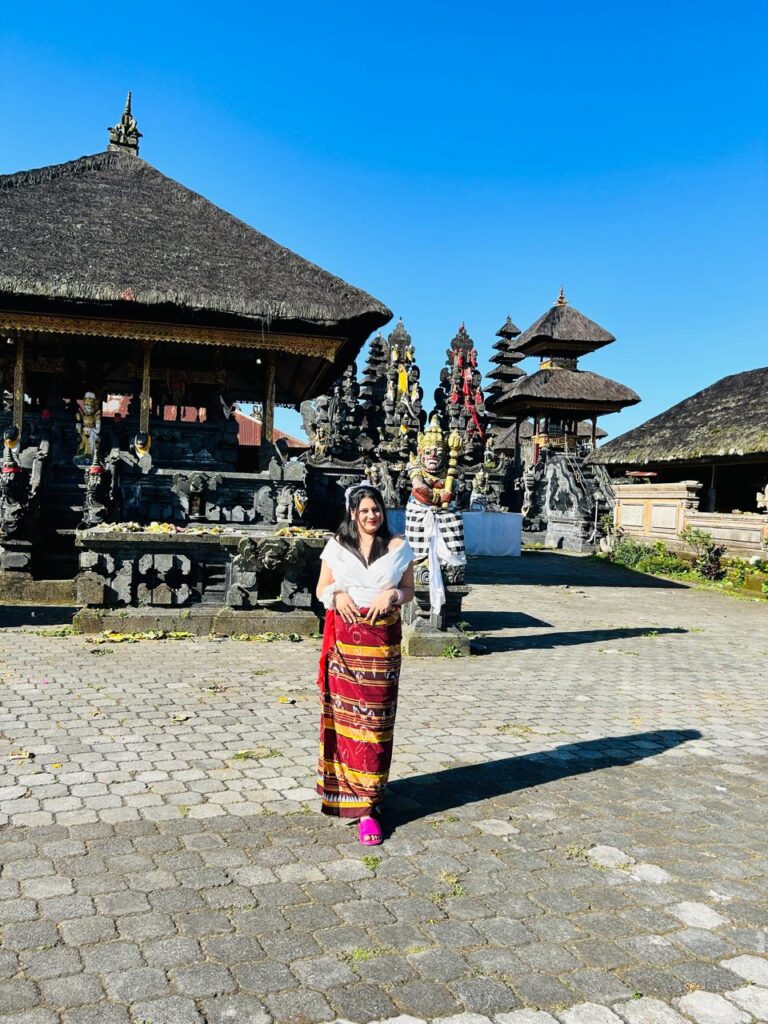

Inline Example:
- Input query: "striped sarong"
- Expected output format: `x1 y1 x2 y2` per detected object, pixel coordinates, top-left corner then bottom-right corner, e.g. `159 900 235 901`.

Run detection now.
405 500 466 563
316 608 401 818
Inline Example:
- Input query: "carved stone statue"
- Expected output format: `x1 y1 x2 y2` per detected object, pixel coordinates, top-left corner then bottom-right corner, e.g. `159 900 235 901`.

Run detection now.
470 467 490 510
79 448 114 529
405 416 467 611
75 392 101 459
276 486 308 525
172 471 222 521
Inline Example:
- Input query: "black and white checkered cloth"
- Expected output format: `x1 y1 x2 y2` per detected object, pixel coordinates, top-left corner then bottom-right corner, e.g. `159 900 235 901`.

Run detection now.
405 500 466 563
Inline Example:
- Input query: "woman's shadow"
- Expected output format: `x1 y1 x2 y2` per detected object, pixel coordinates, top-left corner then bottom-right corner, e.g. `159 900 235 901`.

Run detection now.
383 728 701 831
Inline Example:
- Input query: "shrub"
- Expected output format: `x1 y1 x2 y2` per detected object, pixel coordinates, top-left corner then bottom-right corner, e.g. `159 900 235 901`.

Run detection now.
679 526 725 580
611 536 690 577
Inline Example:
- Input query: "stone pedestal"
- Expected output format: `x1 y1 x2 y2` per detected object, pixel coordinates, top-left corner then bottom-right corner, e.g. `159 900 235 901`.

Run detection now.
401 583 470 657
72 603 322 636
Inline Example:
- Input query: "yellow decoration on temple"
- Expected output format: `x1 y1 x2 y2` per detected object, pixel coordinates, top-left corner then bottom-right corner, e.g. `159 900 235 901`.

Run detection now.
397 365 408 397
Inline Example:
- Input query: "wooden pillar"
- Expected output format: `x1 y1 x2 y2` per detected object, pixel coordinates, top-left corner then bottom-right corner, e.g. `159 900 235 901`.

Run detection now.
12 333 26 431
533 416 540 465
139 341 153 434
263 354 276 444
591 416 597 449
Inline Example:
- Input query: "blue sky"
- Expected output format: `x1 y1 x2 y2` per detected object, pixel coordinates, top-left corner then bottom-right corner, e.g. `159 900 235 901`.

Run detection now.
2 1 766 442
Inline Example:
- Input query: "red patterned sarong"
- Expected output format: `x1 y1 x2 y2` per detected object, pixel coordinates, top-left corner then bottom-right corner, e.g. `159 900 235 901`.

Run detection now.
316 608 402 817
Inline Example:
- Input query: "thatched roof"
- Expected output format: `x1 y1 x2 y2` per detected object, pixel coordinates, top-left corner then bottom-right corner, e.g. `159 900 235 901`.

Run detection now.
495 316 521 339
516 296 615 357
491 367 640 415
591 367 768 465
0 149 391 331
490 349 526 364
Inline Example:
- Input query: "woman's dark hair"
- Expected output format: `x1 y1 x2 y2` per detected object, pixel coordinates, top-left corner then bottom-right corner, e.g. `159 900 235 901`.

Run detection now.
335 485 392 565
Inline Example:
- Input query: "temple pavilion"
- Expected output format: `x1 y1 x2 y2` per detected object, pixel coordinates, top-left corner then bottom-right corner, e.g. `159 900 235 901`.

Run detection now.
0 95 391 456
488 290 639 461
0 96 390 584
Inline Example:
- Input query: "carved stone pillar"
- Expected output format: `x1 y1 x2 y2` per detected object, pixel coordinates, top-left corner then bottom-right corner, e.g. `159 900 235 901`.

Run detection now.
12 333 26 432
263 354 276 444
139 341 153 434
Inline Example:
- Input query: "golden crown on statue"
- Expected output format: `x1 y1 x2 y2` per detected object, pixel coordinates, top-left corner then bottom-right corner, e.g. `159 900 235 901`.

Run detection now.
416 415 446 453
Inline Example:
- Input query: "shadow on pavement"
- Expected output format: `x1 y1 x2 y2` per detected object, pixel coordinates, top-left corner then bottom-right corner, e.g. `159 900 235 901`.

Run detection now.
469 552 688 589
473 625 687 653
463 610 553 630
385 728 702 830
0 606 77 629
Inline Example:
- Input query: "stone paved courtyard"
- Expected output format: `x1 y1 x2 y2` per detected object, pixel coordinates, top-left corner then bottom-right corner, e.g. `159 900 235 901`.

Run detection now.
1 551 767 1024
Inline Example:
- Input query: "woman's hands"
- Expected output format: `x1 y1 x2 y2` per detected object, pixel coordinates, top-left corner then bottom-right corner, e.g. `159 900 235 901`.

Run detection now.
364 589 398 625
333 592 360 624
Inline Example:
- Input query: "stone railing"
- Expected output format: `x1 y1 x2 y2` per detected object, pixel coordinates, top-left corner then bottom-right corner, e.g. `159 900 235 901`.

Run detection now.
613 481 768 558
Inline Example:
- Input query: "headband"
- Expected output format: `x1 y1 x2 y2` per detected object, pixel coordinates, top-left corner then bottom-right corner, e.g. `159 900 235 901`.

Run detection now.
344 482 383 511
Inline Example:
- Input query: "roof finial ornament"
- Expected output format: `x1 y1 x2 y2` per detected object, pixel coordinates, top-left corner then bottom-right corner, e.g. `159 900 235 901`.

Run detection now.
108 91 142 156
556 287 568 306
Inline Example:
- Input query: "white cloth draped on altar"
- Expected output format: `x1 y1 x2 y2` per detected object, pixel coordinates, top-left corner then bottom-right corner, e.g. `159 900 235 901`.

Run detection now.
387 510 521 557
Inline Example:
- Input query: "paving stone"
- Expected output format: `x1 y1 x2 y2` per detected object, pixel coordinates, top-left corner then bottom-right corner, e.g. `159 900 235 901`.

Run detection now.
723 985 768 1021
560 1004 624 1024
431 1016 491 1024
496 1013 559 1024
57 915 117 946
290 956 357 990
0 1011 60 1024
449 978 519 1013
721 955 768 986
668 903 729 930
229 961 295 993
407 949 469 982
676 992 750 1024
630 865 672 885
39 974 104 1009
61 1006 129 1024
0 982 39 1014
18 947 81 981
390 981 461 1018
170 964 236 997
671 928 734 958
263 988 334 1022
142 937 202 968
126 996 203 1024
673 964 743 991
354 955 415 984
616 969 684 1001
198 995 271 1024
103 967 170 1001
1 920 60 951
613 997 688 1024
587 847 635 870
566 971 633 1003
80 941 142 973
512 975 577 1009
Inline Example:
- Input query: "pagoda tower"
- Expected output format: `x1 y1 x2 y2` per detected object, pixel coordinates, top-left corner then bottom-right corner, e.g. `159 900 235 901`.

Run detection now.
490 290 638 460
485 314 527 430
489 290 640 551
358 331 390 444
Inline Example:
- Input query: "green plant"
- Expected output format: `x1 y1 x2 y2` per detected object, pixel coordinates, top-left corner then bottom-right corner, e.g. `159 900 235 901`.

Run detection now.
680 525 725 580
441 642 463 658
339 946 391 963
361 854 382 871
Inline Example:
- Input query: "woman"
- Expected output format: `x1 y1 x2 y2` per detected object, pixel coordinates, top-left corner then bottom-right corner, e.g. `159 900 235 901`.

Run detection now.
315 483 415 845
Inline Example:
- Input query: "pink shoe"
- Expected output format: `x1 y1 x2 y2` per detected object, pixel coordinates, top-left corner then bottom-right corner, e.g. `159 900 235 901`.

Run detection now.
358 815 382 846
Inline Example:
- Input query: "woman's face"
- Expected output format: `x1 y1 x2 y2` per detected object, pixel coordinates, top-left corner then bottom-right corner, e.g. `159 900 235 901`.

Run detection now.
354 497 383 536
